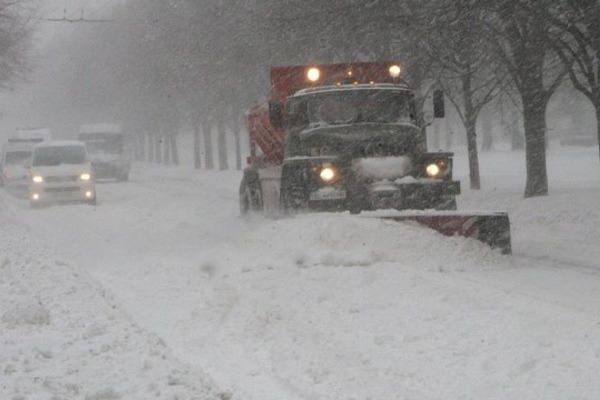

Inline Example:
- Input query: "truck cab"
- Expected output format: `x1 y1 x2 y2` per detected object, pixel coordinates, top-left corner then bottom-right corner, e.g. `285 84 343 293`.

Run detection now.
240 62 460 214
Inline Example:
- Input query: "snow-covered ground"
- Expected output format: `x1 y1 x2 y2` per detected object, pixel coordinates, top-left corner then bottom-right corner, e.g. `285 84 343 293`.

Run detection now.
1 147 600 400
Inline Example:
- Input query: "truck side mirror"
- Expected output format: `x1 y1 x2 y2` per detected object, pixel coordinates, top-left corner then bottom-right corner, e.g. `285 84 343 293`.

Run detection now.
433 89 445 118
269 100 283 129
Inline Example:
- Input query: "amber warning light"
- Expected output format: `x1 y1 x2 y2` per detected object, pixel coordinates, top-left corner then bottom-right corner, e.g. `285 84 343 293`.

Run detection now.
270 61 405 102
306 67 320 82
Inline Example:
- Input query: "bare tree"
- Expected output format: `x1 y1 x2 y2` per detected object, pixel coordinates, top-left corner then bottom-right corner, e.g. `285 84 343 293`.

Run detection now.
548 0 600 162
419 0 504 189
483 0 567 197
0 0 34 90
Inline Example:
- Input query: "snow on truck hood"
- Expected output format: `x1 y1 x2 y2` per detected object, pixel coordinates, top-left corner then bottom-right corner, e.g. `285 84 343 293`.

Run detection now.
352 156 412 179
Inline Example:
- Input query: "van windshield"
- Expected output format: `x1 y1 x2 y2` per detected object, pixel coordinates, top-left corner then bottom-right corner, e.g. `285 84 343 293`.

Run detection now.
33 146 86 167
79 133 124 154
5 151 32 166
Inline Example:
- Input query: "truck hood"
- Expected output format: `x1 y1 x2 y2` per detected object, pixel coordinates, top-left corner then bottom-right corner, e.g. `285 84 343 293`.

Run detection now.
297 123 420 157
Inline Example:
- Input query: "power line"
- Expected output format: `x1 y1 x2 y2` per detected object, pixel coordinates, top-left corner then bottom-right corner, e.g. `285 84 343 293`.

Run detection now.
40 8 113 23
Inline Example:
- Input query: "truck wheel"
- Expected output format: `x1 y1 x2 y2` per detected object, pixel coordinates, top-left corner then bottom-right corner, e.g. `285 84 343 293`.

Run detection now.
349 204 362 215
239 181 263 215
280 185 307 215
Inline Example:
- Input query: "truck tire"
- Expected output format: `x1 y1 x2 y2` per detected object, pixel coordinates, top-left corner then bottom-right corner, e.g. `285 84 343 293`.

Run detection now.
280 183 308 215
239 171 263 215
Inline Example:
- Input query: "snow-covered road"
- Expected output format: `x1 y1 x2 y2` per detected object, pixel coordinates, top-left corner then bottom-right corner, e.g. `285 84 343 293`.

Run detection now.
2 148 600 400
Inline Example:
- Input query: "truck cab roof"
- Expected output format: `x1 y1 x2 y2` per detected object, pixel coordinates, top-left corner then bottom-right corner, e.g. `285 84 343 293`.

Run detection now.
291 83 412 98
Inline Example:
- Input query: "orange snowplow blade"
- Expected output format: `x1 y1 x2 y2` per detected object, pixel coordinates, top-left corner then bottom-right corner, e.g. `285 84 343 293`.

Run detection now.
376 212 512 254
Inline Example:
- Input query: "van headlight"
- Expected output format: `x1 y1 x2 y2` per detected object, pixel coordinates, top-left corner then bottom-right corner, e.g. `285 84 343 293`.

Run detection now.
32 175 44 183
80 173 91 181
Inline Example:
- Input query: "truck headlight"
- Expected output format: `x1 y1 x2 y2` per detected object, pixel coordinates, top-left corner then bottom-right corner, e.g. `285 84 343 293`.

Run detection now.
320 167 336 182
426 163 440 177
80 173 91 181
32 175 44 183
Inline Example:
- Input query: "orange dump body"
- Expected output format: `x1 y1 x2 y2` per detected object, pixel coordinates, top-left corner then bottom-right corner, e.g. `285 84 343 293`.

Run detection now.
245 61 403 166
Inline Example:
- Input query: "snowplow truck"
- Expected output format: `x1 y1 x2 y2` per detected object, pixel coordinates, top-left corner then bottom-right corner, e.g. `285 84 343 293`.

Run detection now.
240 62 511 253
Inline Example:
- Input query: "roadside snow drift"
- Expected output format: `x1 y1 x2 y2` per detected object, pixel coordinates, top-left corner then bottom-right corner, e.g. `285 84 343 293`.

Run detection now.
0 205 222 400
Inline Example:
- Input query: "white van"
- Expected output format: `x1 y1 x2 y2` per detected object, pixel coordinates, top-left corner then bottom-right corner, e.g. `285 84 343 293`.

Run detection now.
78 124 130 181
1 142 33 194
29 141 96 207
1 129 52 194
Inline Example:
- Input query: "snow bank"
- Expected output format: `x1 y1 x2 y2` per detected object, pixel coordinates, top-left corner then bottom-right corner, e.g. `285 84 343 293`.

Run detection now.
0 207 222 400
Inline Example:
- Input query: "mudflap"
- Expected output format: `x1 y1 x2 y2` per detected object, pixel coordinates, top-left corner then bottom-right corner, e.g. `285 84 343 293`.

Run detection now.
376 212 512 254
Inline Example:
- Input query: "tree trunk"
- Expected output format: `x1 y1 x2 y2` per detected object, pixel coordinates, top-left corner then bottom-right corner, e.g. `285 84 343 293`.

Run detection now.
465 118 481 190
217 119 228 170
232 116 242 170
202 118 214 170
481 113 493 151
462 73 481 190
163 135 171 165
510 117 525 150
138 134 146 161
170 135 179 166
193 125 202 169
148 133 155 163
155 135 162 164
522 91 548 197
596 103 600 163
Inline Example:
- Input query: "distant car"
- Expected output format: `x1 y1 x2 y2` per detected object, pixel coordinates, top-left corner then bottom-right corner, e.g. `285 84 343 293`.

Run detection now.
0 142 33 195
29 141 96 208
78 124 131 181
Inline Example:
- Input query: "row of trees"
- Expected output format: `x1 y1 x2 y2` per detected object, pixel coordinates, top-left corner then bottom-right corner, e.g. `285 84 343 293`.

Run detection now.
0 1 33 91
31 0 600 198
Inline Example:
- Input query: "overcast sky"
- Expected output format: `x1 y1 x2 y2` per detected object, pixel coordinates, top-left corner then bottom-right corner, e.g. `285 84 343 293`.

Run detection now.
0 0 120 138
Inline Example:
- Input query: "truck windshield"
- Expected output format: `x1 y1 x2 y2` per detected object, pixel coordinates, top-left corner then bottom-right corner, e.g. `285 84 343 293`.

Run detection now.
79 134 124 154
4 151 32 166
33 146 86 167
288 89 416 129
